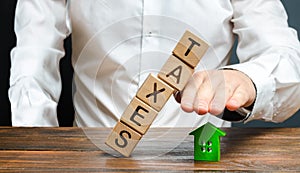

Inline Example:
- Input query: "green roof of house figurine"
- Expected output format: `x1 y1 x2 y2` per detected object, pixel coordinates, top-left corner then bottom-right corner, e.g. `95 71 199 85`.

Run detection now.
189 122 226 162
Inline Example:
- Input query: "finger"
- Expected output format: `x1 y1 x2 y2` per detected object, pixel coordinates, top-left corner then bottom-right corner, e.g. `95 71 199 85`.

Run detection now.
210 79 238 114
226 86 249 111
180 72 204 113
209 82 231 115
193 78 215 115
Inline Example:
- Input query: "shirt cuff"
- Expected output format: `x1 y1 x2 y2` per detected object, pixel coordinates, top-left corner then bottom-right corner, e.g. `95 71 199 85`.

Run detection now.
11 105 59 127
220 60 276 122
9 77 59 127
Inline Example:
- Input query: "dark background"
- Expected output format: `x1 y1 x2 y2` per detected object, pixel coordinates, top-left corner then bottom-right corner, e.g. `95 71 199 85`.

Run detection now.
0 1 299 127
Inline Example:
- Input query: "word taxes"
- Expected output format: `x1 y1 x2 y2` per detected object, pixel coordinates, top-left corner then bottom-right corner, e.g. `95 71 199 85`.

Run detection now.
105 30 209 157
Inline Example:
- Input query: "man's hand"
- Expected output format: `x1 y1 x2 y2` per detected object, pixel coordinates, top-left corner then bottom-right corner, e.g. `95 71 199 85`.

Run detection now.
176 70 256 115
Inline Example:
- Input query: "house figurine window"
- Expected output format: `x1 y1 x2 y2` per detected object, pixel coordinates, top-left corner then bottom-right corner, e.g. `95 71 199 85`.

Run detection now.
189 122 226 162
201 140 213 153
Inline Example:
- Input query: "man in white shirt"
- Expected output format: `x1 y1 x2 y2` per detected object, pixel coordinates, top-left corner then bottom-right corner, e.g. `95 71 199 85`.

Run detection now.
9 0 300 127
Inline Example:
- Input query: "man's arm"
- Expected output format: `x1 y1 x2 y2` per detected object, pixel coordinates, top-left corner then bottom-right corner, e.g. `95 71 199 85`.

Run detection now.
9 0 70 126
181 0 300 123
228 0 300 123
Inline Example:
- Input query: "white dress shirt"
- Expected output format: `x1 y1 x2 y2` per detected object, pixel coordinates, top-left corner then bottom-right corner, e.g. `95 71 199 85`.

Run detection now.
9 0 300 127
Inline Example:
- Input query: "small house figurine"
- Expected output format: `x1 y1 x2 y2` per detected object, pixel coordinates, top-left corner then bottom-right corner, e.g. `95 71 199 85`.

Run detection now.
189 122 226 162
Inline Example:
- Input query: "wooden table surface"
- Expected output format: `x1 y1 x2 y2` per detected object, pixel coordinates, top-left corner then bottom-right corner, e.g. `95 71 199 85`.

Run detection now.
0 127 299 172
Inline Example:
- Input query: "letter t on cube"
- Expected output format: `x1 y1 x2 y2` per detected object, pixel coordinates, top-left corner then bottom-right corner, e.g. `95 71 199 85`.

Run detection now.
172 30 209 68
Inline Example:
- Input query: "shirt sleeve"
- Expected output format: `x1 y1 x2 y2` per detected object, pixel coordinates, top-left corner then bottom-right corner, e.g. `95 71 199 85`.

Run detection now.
224 0 300 123
9 0 70 126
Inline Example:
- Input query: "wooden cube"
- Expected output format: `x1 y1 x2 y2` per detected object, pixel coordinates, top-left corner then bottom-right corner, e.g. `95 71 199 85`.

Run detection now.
158 55 194 91
120 97 158 135
172 30 209 68
105 121 142 157
136 74 174 112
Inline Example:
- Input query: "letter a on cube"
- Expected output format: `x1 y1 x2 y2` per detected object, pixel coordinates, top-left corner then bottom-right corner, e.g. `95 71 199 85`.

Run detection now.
158 55 194 91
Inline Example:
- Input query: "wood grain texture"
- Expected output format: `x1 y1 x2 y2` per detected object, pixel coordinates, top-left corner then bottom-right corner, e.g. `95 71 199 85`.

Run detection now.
120 97 158 135
0 127 300 172
172 30 209 68
136 74 174 111
105 121 142 157
158 55 194 91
